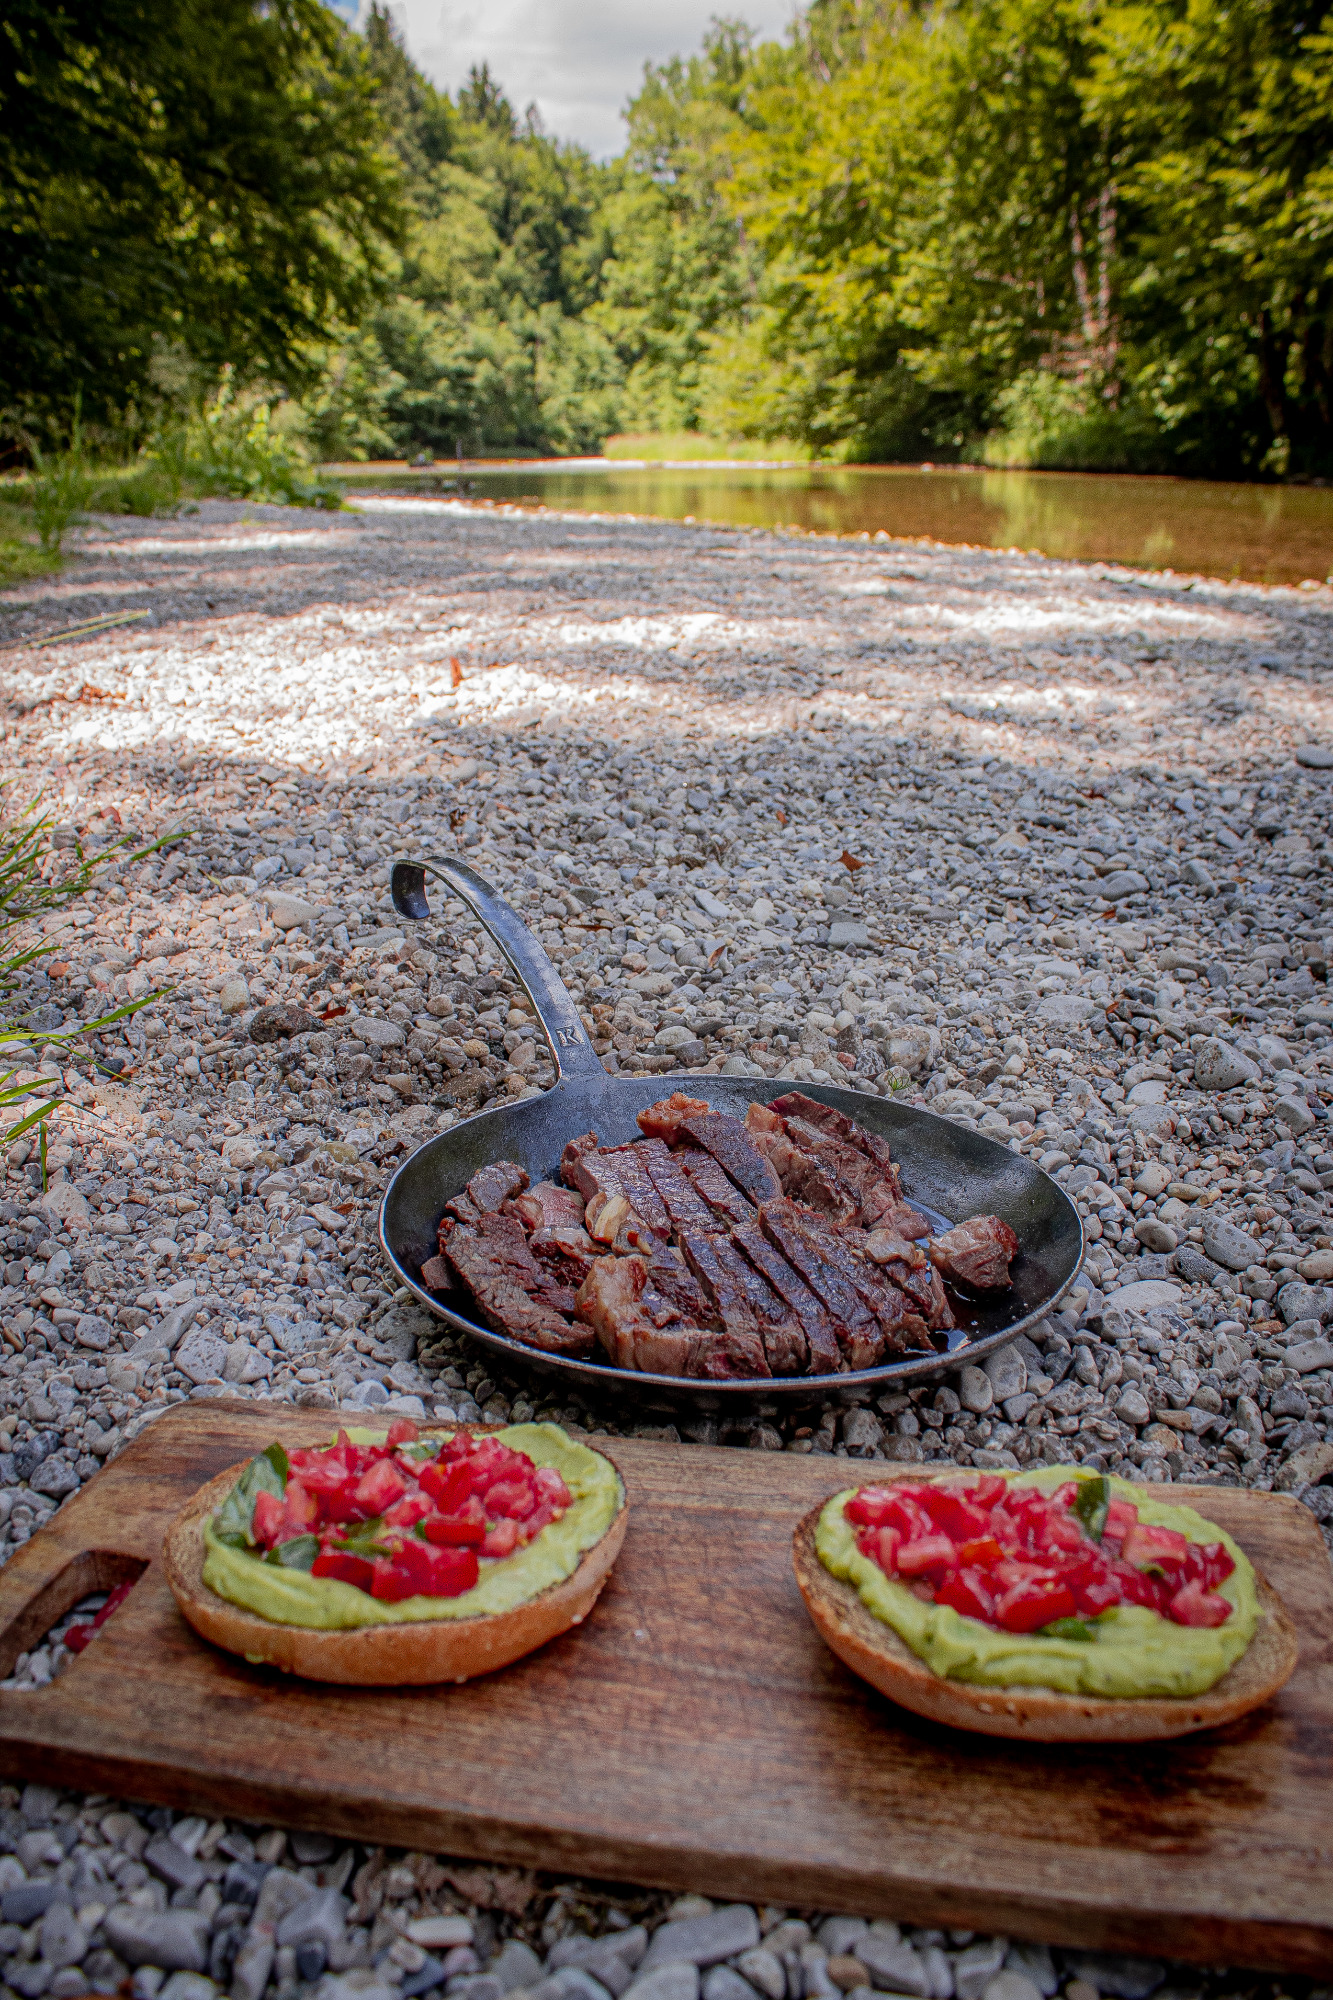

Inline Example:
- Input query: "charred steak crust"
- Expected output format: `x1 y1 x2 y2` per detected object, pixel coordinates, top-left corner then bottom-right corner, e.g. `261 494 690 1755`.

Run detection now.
678 1112 782 1207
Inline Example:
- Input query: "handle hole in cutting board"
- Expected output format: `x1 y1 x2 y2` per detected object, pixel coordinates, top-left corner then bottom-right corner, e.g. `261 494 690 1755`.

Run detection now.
0 1552 147 1683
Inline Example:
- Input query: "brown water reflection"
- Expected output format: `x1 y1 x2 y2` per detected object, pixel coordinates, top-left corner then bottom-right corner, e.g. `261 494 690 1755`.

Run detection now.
442 462 1333 588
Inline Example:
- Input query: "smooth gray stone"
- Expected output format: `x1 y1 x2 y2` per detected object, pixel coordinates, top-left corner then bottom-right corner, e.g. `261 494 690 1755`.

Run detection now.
1286 1338 1333 1373
853 1937 928 1998
2 1881 70 1924
1063 1957 1163 2000
493 1946 545 1994
143 1837 207 1894
1105 1280 1182 1314
1003 1946 1057 1999
1278 1281 1333 1326
1170 1246 1221 1286
39 1905 88 1970
953 1942 1008 2000
276 1889 347 1951
816 1922 867 1958
981 1976 1042 2000
103 1908 210 1973
623 1969 701 2000
733 1950 784 2000
1115 1386 1151 1427
981 1344 1026 1401
701 1975 757 2000
1192 1039 1260 1092
1034 994 1097 1028
1201 1217 1262 1272
955 1365 994 1414
640 1910 760 1973
157 1976 216 2000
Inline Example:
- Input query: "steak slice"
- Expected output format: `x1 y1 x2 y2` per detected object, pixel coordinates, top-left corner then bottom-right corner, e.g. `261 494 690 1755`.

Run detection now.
769 1091 903 1193
529 1225 603 1290
444 1215 593 1356
419 1253 453 1293
929 1215 1020 1291
877 1198 933 1241
574 1255 708 1376
678 1150 756 1228
781 1114 897 1224
679 1112 781 1207
678 1230 760 1340
509 1180 586 1232
744 1107 857 1222
442 1189 481 1230
758 1199 879 1366
639 1138 717 1236
643 1244 718 1326
564 1146 667 1249
560 1130 601 1188
636 1092 712 1142
466 1160 530 1213
696 1326 772 1380
731 1224 838 1375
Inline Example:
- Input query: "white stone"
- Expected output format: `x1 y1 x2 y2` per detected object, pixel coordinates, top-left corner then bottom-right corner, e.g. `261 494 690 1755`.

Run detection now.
219 978 250 1014
266 892 322 931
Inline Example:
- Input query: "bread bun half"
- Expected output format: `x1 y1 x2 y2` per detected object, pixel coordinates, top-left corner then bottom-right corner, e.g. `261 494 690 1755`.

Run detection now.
793 1503 1298 1742
165 1455 627 1687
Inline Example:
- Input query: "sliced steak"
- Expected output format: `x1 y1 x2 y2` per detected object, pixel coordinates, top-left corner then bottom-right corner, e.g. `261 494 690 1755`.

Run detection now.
574 1255 707 1376
564 1146 667 1249
877 1198 933 1241
643 1245 719 1327
696 1325 771 1379
769 1091 903 1192
731 1224 838 1374
758 1199 878 1366
639 1138 717 1236
929 1215 1020 1291
678 1149 756 1228
442 1189 481 1230
780 1114 900 1225
637 1092 712 1142
466 1160 529 1213
745 1109 857 1222
560 1129 601 1188
509 1180 586 1232
444 1215 593 1356
679 1229 760 1340
680 1112 782 1206
419 1253 452 1293
529 1225 603 1290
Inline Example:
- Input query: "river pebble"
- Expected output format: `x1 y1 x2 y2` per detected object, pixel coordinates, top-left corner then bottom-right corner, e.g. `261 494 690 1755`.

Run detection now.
0 499 1329 1983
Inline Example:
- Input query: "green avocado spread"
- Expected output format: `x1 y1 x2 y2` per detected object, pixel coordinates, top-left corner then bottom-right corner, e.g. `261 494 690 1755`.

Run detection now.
202 1423 622 1631
815 1465 1260 1696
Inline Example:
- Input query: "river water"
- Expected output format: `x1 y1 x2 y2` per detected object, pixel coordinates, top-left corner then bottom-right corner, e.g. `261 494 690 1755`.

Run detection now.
338 460 1333 588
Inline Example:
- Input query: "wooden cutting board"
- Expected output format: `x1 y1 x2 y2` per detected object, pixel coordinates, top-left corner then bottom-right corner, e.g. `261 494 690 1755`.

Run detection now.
0 1402 1329 1973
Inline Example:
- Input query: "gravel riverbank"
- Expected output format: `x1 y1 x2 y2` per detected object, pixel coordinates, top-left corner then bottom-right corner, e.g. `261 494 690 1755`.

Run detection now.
0 494 1329 1996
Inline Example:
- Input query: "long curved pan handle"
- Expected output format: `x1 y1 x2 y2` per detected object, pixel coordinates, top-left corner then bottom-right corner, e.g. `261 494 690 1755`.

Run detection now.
390 857 611 1093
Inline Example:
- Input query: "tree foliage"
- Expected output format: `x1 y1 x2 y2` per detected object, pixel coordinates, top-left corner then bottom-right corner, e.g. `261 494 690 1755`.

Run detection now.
0 0 404 440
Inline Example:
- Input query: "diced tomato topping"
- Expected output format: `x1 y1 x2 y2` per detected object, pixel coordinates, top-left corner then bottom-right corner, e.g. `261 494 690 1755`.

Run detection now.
63 1577 136 1655
847 1474 1233 1636
1168 1580 1233 1627
225 1424 575 1604
421 1500 488 1546
353 1458 410 1515
312 1549 377 1591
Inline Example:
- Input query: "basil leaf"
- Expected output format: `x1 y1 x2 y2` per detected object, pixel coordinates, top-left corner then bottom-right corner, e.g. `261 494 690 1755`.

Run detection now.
1072 1474 1110 1543
213 1447 289 1549
1040 1617 1095 1642
265 1535 318 1571
333 1516 389 1557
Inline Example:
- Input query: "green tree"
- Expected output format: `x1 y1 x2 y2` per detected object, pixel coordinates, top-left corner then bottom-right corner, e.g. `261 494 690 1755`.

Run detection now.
1088 0 1333 475
0 0 404 441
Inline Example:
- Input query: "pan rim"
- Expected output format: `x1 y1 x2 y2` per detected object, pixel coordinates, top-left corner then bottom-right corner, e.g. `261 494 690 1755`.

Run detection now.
377 1074 1085 1399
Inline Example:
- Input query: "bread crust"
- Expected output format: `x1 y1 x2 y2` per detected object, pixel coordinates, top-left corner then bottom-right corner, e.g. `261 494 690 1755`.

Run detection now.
165 1451 627 1686
793 1502 1298 1742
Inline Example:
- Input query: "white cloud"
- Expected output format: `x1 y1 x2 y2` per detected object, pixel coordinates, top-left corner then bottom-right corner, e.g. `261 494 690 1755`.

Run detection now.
361 0 797 158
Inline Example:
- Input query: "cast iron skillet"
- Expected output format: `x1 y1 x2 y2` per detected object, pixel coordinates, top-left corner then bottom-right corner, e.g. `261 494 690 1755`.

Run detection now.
379 857 1083 1416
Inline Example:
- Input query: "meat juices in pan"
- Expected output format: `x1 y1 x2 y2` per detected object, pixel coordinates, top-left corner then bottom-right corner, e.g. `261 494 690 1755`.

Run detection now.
420 1089 1019 1382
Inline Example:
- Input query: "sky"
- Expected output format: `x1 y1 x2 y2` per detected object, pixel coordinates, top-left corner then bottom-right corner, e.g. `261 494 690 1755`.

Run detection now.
330 0 797 159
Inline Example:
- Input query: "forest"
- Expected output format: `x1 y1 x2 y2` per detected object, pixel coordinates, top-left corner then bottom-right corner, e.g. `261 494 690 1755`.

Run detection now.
3 0 1333 480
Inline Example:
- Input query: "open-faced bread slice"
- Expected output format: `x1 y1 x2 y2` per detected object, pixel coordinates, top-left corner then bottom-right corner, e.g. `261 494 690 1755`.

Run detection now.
793 1503 1298 1742
165 1455 627 1687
